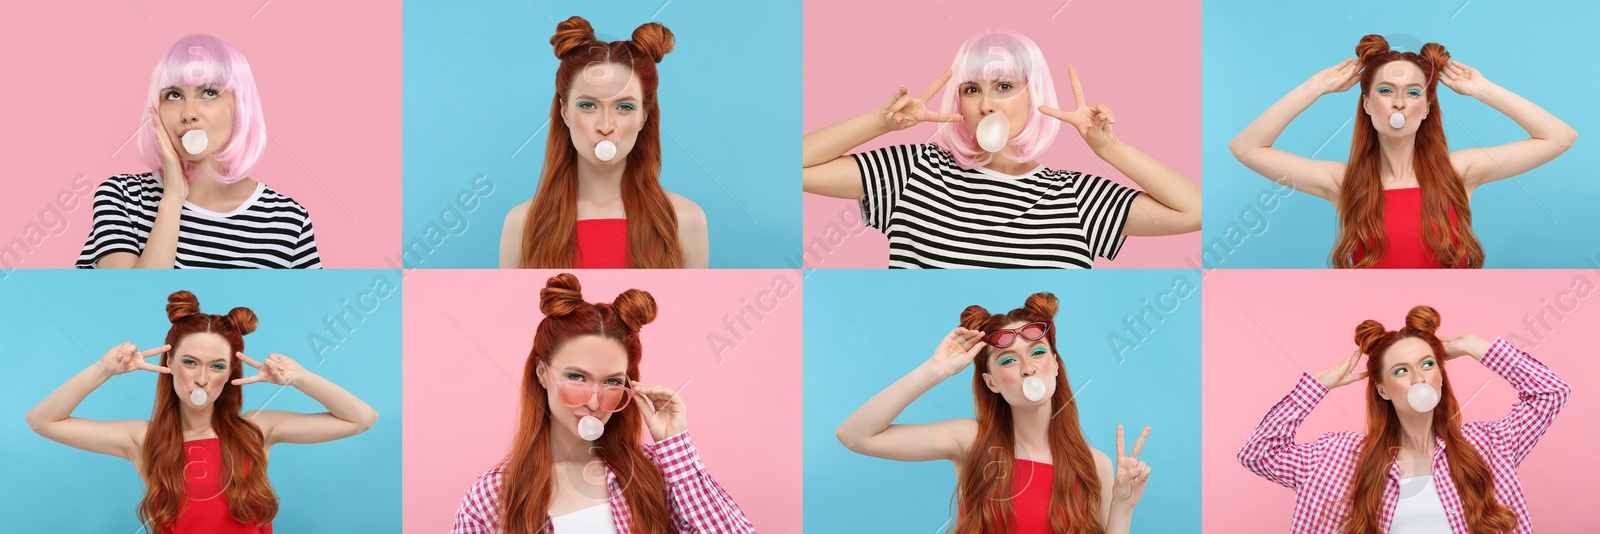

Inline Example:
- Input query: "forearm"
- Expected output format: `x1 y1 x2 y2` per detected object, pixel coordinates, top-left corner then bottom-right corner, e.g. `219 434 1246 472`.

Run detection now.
1104 502 1135 534
1472 83 1577 146
1230 83 1321 152
1093 137 1201 216
26 363 112 430
292 370 378 429
804 108 890 168
132 200 182 269
836 362 948 449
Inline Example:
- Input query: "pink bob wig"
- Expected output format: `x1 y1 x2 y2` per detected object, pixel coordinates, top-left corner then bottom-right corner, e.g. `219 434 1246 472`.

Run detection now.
932 28 1061 170
137 34 268 184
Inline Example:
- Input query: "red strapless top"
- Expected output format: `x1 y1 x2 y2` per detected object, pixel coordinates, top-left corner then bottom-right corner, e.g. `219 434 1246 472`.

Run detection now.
166 438 271 534
957 459 1073 533
1351 188 1464 268
575 219 628 268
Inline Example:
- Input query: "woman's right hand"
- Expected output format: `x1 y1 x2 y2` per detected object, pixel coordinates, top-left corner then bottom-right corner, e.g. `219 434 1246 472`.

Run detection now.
97 342 172 376
881 70 963 132
147 107 188 203
1315 349 1367 390
1306 59 1362 96
925 327 985 379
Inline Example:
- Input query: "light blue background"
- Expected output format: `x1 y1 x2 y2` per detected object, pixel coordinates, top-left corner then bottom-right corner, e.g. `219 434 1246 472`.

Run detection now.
402 0 802 268
1202 0 1600 268
0 270 401 532
804 270 1202 532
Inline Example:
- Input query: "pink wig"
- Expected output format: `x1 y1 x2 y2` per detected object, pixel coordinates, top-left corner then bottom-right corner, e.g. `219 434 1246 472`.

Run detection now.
932 28 1061 170
138 34 268 184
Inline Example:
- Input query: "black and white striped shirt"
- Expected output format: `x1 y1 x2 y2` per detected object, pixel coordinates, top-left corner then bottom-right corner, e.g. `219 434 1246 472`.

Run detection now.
854 143 1140 269
76 172 321 269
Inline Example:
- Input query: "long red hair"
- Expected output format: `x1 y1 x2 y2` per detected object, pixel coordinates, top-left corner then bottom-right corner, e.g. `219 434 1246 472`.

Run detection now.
519 16 682 268
1332 35 1484 268
955 292 1104 534
138 290 276 531
1340 305 1513 533
498 273 670 533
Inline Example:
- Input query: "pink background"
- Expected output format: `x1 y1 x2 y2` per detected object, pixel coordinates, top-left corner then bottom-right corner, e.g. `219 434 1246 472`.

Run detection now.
402 269 803 532
801 0 1201 268
0 1 400 269
1203 269 1600 532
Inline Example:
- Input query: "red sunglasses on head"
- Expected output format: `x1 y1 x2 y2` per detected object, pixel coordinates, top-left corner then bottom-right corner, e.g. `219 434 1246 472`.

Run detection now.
983 321 1051 349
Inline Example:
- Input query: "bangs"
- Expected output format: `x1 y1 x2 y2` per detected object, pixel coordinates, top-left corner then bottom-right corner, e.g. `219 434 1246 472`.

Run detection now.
953 32 1036 85
150 35 244 92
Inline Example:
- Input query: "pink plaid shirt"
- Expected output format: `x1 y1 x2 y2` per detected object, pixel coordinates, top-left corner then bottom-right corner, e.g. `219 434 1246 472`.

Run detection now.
451 431 754 533
1238 338 1569 533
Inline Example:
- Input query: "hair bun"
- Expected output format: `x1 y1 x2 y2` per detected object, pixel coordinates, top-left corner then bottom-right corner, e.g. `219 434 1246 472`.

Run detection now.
226 307 258 336
629 22 675 64
1404 305 1441 334
1355 34 1390 62
551 16 598 59
166 290 201 323
612 289 658 332
1022 292 1060 322
1354 319 1388 354
1419 42 1451 74
540 273 586 317
959 305 991 332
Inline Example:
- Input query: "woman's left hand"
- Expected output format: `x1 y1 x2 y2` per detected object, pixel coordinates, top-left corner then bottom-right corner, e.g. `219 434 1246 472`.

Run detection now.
1038 65 1117 152
1111 425 1152 509
1440 60 1493 98
634 384 687 442
232 352 304 387
1441 334 1491 361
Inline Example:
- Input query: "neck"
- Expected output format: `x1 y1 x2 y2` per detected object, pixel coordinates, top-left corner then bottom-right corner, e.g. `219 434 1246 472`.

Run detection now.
548 421 602 464
576 156 626 206
179 403 215 436
982 147 1039 176
1010 401 1052 458
1375 134 1416 185
1394 409 1436 456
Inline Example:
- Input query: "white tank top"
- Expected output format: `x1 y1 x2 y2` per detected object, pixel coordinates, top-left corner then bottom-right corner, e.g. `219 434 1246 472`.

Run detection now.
1390 475 1451 533
550 502 618 534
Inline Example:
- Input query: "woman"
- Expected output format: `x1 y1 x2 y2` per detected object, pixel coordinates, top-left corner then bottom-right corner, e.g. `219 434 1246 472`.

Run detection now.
1229 35 1578 268
77 34 322 269
24 290 379 533
1237 306 1570 533
836 292 1153 533
451 273 751 533
500 17 709 269
802 28 1201 269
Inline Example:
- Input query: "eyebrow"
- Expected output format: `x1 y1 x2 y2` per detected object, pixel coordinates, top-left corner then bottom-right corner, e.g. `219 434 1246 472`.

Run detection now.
1376 82 1425 89
179 353 229 364
563 366 627 379
1387 354 1435 370
572 94 640 103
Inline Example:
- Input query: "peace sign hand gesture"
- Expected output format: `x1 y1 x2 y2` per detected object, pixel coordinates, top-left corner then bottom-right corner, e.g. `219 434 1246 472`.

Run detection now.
1037 66 1117 152
881 70 964 132
98 342 172 376
1111 425 1152 508
232 352 304 387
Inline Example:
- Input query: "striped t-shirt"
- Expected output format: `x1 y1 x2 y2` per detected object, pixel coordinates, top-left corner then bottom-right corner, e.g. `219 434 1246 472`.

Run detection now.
76 172 321 269
853 143 1140 268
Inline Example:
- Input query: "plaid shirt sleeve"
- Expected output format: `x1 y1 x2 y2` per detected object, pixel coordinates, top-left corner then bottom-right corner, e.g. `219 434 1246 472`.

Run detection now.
451 464 504 534
1471 338 1572 467
648 430 756 534
1237 373 1340 490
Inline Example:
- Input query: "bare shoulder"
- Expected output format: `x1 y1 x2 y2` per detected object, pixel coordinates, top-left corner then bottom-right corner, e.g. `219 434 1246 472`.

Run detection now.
665 191 706 229
943 418 980 461
503 199 532 227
